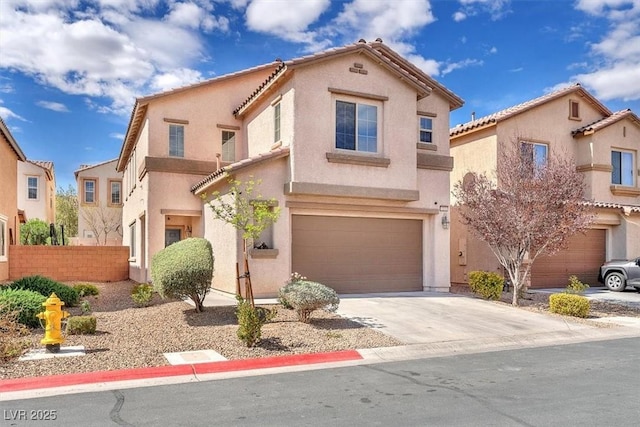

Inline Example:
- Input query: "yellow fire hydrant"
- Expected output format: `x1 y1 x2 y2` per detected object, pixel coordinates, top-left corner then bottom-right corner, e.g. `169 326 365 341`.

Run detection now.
36 293 69 353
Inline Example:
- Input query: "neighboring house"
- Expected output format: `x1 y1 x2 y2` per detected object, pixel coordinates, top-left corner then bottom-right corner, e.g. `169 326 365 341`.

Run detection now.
0 117 27 281
118 39 463 296
74 159 123 246
449 83 640 288
17 159 56 225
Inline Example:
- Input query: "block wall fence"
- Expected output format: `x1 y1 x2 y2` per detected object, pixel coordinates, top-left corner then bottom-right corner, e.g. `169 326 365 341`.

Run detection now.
9 246 130 282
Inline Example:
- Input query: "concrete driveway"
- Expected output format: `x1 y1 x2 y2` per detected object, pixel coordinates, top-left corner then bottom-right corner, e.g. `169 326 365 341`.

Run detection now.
335 292 640 354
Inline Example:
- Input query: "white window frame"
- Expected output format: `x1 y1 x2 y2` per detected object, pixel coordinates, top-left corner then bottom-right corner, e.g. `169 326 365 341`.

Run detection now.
611 149 635 186
129 221 136 259
0 214 7 261
222 130 236 162
274 103 281 143
109 180 122 206
520 141 548 173
169 124 184 157
335 99 380 153
27 176 39 200
419 116 433 144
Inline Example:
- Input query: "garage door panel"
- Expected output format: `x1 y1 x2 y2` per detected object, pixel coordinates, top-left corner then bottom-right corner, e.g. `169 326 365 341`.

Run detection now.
292 215 423 293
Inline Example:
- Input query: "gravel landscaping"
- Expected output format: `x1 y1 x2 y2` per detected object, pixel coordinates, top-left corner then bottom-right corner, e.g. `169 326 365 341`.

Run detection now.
2 281 639 381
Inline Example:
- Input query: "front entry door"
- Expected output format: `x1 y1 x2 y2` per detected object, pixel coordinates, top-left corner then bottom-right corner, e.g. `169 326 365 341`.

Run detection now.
165 228 181 247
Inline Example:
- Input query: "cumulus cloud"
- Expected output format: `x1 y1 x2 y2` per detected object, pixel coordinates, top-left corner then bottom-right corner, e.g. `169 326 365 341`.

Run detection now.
572 0 640 101
36 101 70 112
0 0 227 115
453 0 512 21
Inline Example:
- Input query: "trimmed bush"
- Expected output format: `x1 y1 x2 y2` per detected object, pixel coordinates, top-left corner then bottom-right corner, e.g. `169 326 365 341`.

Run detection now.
0 288 46 328
278 280 339 323
151 238 214 312
468 271 504 301
66 316 97 335
236 296 276 347
72 283 99 297
131 283 153 307
549 293 590 318
9 275 79 307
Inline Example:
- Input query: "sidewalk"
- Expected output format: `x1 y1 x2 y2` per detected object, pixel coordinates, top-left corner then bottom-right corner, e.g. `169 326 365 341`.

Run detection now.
3 291 640 401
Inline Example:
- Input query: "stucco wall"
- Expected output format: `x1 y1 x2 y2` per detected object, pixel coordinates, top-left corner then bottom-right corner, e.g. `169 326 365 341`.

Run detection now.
17 161 54 224
0 139 20 281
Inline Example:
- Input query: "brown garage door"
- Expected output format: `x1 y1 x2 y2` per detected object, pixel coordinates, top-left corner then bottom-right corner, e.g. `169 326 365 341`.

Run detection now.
291 215 423 294
531 229 606 288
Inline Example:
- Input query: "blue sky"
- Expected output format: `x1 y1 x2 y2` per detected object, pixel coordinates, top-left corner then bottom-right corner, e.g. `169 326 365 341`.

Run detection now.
1 0 639 191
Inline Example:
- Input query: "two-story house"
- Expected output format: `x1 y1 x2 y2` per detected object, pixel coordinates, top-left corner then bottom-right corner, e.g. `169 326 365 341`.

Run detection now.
74 159 123 246
17 160 56 224
118 40 463 296
449 83 640 288
0 117 27 281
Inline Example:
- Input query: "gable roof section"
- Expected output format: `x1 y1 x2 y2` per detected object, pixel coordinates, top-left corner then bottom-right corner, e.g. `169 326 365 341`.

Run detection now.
572 109 640 137
234 39 463 117
116 62 281 172
0 116 26 161
191 146 290 195
450 83 612 137
74 158 118 178
26 160 55 180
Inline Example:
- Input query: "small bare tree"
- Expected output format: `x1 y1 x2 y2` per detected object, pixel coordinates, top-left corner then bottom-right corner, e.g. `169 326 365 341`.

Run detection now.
452 139 594 306
81 203 122 245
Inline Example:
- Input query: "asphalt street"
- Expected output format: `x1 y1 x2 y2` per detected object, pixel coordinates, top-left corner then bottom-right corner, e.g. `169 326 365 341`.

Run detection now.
3 336 640 426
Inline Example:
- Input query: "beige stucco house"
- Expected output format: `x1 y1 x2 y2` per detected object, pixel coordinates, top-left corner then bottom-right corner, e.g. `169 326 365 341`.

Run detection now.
450 83 640 288
1 117 27 281
74 159 123 246
118 40 463 296
17 159 56 225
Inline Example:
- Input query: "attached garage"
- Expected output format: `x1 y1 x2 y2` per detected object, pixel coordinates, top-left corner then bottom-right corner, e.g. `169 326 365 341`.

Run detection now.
291 215 423 293
530 229 606 288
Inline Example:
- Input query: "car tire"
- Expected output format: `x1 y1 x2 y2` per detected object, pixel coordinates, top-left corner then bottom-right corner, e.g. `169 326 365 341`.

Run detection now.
604 272 626 292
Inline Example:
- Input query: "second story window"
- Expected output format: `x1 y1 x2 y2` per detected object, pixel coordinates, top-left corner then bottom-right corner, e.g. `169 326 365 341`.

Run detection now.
222 131 236 162
83 179 96 204
520 142 548 175
569 100 580 120
419 117 433 143
110 180 122 205
274 103 281 143
169 124 184 157
27 176 38 200
336 101 378 153
612 150 634 186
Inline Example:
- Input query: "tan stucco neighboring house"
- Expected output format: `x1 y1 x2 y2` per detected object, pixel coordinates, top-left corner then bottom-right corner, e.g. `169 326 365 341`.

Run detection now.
74 159 123 246
118 39 463 296
0 117 27 281
17 159 56 225
449 83 640 288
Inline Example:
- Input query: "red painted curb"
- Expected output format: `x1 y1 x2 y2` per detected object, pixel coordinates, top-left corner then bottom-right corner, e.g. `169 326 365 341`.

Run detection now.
0 350 362 393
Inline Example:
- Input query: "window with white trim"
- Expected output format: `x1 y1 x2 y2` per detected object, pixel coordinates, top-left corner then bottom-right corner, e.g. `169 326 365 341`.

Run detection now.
419 116 433 143
110 180 122 205
129 221 136 258
274 103 281 143
169 124 184 157
520 141 548 174
335 100 378 153
0 215 7 261
222 130 235 162
83 179 96 204
27 176 38 200
612 150 634 186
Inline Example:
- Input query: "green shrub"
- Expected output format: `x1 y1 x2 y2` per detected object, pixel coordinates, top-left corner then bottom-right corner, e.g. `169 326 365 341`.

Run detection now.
131 283 153 307
549 293 590 318
20 218 50 245
9 275 79 307
66 316 97 335
565 275 590 295
0 307 30 362
278 272 307 309
278 280 339 323
236 296 276 347
80 300 92 315
468 271 504 301
151 238 214 313
72 283 99 297
0 288 46 327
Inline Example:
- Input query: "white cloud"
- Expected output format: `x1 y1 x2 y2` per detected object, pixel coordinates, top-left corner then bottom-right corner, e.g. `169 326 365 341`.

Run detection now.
454 0 512 21
453 11 467 21
441 58 483 76
109 132 125 139
36 100 70 112
0 0 226 115
150 68 204 92
572 0 640 101
0 100 27 121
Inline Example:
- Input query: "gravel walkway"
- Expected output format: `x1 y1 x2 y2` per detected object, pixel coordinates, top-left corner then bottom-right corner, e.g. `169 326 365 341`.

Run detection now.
0 281 401 380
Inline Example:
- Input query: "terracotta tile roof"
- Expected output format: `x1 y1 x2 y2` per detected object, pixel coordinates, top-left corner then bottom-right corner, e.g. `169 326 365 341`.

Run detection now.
591 201 640 214
450 83 612 137
0 116 26 161
27 160 54 172
191 146 290 195
74 158 119 178
572 109 640 137
234 39 463 117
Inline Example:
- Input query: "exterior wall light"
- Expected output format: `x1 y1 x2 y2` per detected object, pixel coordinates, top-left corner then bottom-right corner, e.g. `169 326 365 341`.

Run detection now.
441 214 450 229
